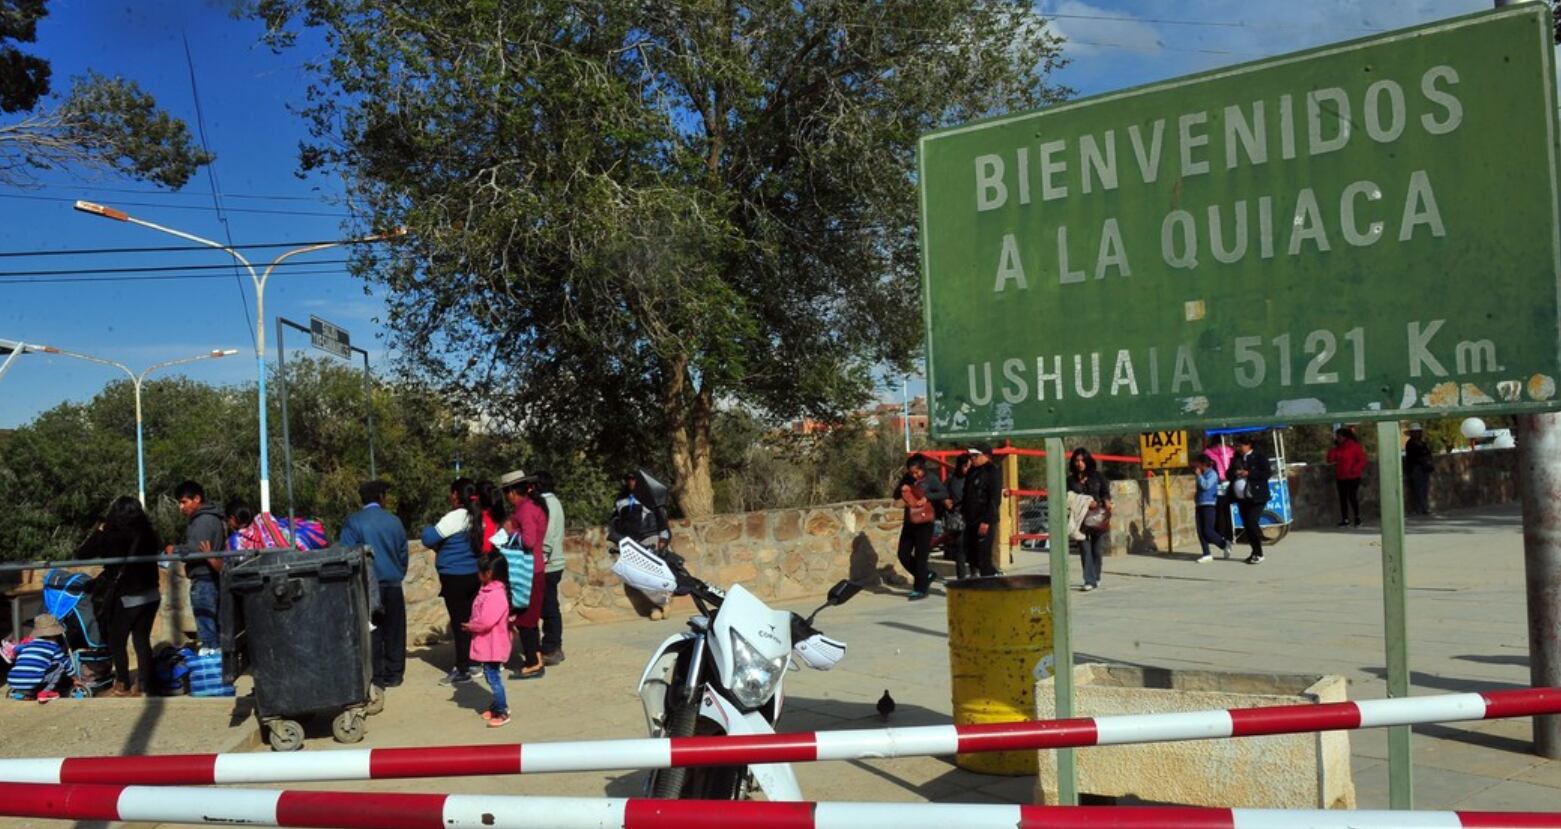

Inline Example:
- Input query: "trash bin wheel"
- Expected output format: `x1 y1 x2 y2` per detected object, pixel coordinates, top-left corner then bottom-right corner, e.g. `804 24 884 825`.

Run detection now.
267 719 305 752
332 709 367 744
365 684 385 716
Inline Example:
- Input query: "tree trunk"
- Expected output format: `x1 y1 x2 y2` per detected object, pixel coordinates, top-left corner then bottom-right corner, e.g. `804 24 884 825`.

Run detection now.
666 357 717 518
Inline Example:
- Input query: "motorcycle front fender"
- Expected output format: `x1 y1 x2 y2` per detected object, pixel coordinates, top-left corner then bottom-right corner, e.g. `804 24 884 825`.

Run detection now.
637 632 698 736
698 687 803 802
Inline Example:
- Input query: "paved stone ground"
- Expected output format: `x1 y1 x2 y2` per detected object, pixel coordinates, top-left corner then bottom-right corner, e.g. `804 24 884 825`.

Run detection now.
0 503 1557 826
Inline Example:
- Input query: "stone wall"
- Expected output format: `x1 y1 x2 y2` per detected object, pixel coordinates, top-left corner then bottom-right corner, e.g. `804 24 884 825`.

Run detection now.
1103 449 1521 556
1284 448 1519 528
404 500 906 644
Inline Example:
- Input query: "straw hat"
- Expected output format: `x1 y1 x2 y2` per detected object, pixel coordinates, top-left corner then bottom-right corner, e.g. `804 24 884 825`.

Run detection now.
31 613 64 638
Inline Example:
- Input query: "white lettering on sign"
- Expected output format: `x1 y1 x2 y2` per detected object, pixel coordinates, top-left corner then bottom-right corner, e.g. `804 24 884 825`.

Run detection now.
960 321 1501 407
988 170 1445 293
972 61 1463 293
971 65 1462 215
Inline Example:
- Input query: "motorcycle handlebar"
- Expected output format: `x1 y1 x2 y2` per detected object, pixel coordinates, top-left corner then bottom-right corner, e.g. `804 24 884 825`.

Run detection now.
790 611 821 642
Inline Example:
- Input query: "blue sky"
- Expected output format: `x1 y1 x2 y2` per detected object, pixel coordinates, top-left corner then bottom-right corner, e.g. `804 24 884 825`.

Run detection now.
0 0 1497 427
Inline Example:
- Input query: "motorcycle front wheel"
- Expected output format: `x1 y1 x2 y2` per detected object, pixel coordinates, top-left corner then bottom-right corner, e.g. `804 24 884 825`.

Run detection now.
648 694 700 798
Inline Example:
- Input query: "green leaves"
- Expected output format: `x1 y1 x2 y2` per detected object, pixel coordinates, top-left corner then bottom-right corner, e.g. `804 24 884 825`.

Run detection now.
0 2 213 187
0 0 50 113
57 73 215 188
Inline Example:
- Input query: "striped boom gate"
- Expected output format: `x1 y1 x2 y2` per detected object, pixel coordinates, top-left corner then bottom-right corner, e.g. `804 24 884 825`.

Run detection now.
0 688 1555 787
4 782 1561 829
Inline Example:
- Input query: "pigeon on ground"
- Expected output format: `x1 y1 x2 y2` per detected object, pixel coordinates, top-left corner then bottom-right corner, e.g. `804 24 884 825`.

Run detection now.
876 689 896 721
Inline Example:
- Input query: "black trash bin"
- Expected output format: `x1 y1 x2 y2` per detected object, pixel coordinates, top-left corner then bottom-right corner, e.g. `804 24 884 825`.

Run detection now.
221 544 381 751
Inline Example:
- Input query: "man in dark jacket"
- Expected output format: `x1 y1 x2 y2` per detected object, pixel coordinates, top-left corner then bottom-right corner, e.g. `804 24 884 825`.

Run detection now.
164 480 227 651
959 443 1002 578
1226 436 1272 565
339 480 410 688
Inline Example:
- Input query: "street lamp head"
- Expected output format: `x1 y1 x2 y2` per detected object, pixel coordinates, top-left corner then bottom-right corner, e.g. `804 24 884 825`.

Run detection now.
213 349 240 358
73 200 129 222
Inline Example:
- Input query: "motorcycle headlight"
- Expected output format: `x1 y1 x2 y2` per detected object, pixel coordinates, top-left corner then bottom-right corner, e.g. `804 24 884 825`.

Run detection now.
728 629 788 710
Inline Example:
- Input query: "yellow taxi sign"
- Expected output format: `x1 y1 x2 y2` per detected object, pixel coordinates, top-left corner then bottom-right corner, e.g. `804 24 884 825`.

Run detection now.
1138 430 1188 470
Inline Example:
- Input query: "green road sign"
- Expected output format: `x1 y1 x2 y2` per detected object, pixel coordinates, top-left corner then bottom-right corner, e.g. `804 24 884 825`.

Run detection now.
919 5 1561 439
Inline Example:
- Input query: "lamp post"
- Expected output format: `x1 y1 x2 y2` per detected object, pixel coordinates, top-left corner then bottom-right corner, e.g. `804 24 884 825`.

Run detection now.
26 344 238 506
74 199 405 514
0 339 30 383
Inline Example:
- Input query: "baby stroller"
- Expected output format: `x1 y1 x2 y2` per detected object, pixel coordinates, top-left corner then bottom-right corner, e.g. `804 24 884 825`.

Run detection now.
42 569 114 697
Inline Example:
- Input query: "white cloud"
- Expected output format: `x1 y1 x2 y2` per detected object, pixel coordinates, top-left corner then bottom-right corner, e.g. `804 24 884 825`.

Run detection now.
1043 0 1494 97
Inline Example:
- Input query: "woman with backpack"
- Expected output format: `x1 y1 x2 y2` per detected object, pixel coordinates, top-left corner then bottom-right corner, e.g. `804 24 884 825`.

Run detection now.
76 497 161 697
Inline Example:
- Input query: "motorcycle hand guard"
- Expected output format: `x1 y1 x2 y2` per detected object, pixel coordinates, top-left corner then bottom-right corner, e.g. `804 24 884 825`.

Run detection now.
792 633 847 671
611 537 679 595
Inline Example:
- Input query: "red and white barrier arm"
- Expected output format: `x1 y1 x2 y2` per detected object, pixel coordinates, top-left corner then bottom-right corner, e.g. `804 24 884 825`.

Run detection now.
4 782 1560 829
2 687 1556 786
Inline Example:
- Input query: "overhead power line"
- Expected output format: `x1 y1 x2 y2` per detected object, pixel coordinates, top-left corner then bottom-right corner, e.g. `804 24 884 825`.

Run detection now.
0 238 391 258
16 182 334 203
0 266 366 286
0 259 354 278
0 192 350 218
184 30 256 344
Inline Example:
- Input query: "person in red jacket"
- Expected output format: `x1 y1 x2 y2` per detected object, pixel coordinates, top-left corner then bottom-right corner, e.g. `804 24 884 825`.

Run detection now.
1326 427 1367 527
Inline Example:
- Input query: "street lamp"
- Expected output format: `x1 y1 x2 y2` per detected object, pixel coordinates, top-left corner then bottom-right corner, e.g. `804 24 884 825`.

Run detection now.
0 338 31 383
26 344 239 506
74 199 406 514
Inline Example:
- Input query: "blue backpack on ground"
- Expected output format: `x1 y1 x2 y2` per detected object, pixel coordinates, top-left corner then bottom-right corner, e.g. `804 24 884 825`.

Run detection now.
185 649 235 697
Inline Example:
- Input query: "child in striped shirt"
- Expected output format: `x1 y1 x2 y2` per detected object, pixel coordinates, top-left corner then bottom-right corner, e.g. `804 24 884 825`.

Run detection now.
6 614 75 701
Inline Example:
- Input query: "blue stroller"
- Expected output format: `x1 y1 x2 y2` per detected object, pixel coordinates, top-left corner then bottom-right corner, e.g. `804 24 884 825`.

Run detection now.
42 569 114 697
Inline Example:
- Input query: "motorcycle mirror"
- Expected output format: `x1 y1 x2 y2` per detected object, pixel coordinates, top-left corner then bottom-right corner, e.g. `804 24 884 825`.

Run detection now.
826 580 862 606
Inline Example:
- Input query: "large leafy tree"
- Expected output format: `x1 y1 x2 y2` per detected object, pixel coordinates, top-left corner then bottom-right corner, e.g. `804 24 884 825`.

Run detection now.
251 0 1067 516
0 0 212 186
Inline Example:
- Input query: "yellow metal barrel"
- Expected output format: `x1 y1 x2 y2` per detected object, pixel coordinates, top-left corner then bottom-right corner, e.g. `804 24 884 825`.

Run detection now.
946 574 1054 775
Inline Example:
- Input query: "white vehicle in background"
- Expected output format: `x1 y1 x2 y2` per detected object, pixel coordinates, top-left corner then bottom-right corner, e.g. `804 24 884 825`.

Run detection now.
612 537 858 801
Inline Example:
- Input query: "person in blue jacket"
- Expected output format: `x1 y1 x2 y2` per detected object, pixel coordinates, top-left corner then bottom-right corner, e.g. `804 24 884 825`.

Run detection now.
1192 454 1231 564
340 480 410 689
420 477 484 685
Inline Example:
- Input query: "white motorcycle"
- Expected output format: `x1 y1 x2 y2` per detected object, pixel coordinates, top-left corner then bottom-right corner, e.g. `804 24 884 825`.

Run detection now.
612 537 858 800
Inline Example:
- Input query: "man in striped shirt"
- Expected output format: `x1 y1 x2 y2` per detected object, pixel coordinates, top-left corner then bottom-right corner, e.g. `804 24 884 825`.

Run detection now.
7 614 75 700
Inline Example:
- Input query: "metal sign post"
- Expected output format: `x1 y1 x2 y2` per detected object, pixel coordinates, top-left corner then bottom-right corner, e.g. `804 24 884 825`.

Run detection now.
1043 437 1076 804
918 5 1561 808
1377 420 1413 807
276 316 378 535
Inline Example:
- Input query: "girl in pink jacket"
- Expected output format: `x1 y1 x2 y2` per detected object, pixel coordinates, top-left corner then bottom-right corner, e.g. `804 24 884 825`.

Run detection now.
462 554 513 727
